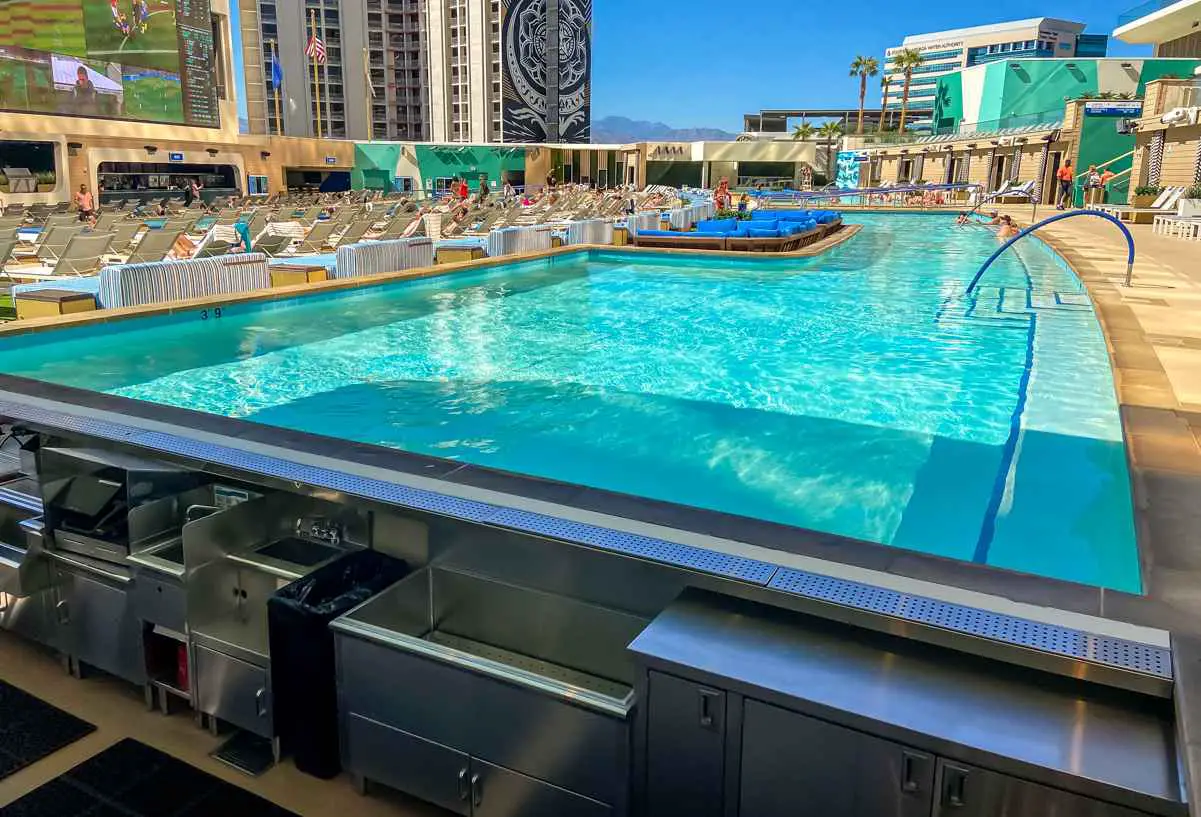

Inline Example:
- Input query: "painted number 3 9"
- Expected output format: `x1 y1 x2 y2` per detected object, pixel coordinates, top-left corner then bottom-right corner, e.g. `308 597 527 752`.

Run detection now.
200 308 224 320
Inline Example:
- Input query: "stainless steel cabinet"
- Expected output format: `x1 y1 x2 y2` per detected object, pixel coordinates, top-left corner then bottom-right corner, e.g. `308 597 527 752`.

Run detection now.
346 713 470 816
471 758 611 817
193 644 272 737
645 671 726 817
129 573 186 633
933 760 1148 817
345 712 612 817
53 566 144 685
740 699 934 817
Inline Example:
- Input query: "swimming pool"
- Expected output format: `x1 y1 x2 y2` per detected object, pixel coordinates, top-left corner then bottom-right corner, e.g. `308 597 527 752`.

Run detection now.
0 213 1139 591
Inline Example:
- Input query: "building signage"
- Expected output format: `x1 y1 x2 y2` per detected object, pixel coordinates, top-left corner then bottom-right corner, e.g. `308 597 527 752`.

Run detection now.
325 156 338 165
168 152 185 162
887 40 963 56
1084 101 1143 117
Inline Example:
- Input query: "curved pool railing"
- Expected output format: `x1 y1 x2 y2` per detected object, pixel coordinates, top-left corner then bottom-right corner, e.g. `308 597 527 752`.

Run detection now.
965 210 1136 295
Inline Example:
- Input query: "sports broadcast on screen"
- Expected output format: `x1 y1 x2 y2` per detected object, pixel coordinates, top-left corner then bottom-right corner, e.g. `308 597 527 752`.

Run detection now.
0 0 217 127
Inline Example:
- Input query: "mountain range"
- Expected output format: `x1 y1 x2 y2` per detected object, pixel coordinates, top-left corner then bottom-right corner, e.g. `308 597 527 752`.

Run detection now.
591 115 738 143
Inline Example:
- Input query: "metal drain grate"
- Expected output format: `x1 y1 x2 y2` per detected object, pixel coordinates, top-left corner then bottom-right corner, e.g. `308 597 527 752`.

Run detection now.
769 568 1172 680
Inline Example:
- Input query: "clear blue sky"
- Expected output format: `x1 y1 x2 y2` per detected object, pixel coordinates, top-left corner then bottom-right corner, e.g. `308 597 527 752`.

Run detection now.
592 0 1152 131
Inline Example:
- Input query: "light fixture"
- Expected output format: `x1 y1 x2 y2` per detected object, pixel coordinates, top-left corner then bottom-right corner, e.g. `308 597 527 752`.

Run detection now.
1120 62 1133 69
144 145 158 155
1065 62 1077 69
66 141 83 157
260 151 272 160
206 148 219 157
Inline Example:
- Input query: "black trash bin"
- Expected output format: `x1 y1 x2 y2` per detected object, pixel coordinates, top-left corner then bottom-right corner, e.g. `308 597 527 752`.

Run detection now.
268 549 408 779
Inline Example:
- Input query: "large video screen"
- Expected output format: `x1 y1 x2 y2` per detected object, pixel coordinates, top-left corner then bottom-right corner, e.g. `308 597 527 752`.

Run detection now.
0 0 218 127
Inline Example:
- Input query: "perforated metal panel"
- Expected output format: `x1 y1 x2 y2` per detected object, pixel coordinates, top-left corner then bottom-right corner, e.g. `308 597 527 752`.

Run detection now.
769 568 1172 680
486 507 778 583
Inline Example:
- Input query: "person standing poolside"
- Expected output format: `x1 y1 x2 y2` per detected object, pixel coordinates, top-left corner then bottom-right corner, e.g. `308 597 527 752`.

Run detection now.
1099 168 1116 204
737 193 750 215
74 184 95 223
1056 160 1074 210
1084 165 1103 207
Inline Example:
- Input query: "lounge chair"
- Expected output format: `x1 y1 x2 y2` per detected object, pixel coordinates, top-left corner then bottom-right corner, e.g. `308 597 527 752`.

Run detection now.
102 222 144 261
52 233 114 276
31 225 87 264
291 220 338 255
330 219 372 248
252 230 294 257
194 225 241 258
126 229 183 265
1099 187 1185 223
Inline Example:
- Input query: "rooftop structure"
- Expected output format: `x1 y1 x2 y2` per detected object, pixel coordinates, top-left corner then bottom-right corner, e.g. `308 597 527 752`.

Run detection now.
881 17 1107 128
1114 0 1201 56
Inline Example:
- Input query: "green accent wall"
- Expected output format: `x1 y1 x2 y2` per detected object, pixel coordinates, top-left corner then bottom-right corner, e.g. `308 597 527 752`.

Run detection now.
1136 58 1201 95
932 73 963 134
352 143 401 191
1075 114 1135 207
413 145 527 193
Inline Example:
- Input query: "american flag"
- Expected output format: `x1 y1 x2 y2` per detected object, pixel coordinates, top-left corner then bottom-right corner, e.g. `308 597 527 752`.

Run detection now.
305 35 327 65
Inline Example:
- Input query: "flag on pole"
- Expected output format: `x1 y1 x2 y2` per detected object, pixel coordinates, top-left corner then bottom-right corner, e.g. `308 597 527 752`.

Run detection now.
270 51 283 89
305 34 327 65
363 48 375 99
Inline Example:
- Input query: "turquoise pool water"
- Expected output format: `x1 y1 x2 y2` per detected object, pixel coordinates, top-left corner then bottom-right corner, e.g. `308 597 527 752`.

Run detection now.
0 214 1139 591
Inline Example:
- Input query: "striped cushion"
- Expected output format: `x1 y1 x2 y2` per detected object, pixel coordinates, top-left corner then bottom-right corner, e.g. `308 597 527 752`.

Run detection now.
334 238 435 279
99 253 270 309
487 225 552 257
565 219 614 246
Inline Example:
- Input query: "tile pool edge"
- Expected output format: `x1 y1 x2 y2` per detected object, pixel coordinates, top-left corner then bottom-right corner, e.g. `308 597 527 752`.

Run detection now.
0 376 1173 697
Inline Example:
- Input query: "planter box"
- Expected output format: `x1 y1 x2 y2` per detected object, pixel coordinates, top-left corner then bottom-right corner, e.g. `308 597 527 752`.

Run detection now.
1177 199 1201 218
1134 194 1158 208
36 184 54 193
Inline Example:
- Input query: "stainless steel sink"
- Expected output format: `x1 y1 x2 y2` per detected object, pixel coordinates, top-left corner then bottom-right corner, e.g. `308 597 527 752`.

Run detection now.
256 537 341 568
334 566 648 716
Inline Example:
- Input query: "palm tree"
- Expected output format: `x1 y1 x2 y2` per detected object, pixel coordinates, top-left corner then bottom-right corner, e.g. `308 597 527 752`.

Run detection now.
818 121 843 179
849 56 879 135
879 74 893 131
792 120 815 141
892 48 925 134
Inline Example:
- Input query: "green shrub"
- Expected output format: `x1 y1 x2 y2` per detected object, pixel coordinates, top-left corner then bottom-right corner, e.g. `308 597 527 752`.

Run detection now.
1185 184 1201 200
1134 185 1163 196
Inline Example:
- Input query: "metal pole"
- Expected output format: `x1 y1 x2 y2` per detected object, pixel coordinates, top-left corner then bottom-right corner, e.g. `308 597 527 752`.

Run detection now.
364 47 373 142
310 8 322 139
270 39 283 136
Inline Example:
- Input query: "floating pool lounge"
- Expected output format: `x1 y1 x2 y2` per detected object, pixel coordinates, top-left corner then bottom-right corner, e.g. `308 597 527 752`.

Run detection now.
0 213 1139 592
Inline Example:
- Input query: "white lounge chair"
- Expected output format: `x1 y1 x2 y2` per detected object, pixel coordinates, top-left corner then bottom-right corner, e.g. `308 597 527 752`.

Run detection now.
1098 187 1184 222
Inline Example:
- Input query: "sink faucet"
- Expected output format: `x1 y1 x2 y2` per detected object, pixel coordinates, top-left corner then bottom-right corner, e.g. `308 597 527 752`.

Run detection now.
296 516 343 547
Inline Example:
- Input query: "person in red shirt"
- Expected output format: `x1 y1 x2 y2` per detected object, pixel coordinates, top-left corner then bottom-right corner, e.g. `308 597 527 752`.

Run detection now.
1055 159 1074 210
457 178 469 201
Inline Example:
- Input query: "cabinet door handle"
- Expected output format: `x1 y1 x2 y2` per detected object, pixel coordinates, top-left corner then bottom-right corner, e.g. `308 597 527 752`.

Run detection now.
458 767 469 801
255 688 267 717
941 765 969 808
470 773 482 807
901 751 930 793
698 688 720 729
55 598 69 624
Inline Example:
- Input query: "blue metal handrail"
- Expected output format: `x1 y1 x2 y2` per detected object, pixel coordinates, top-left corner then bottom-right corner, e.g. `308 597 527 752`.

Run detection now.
965 210 1136 295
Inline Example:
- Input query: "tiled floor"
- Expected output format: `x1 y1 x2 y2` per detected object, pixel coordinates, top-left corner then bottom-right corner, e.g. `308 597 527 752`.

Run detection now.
0 632 446 816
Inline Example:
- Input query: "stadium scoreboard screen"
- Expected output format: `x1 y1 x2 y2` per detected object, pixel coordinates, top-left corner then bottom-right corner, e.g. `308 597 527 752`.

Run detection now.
0 0 219 128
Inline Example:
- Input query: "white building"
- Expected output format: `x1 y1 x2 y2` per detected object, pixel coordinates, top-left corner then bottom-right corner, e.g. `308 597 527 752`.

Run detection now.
881 18 1107 128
